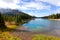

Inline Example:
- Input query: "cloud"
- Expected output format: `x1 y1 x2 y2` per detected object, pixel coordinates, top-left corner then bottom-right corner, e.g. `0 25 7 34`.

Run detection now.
19 0 51 10
2 0 20 4
0 0 51 10
22 2 51 10
0 0 20 9
35 0 60 6
27 11 50 17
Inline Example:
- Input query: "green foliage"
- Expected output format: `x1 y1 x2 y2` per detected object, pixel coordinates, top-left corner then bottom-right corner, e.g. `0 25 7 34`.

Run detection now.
41 13 60 19
32 34 60 40
0 12 33 25
0 32 21 40
0 13 7 30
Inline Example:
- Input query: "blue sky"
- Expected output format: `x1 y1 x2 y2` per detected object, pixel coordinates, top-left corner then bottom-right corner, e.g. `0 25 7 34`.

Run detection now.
0 0 60 17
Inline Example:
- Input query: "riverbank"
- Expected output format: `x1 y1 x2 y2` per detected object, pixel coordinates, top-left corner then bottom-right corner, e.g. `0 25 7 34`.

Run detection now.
1 31 60 40
11 29 60 40
0 32 21 40
4 21 60 40
49 19 60 21
1 26 60 40
10 25 60 40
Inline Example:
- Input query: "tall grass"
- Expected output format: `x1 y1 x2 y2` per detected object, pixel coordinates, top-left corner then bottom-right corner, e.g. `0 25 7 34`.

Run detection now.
0 32 21 40
32 34 60 40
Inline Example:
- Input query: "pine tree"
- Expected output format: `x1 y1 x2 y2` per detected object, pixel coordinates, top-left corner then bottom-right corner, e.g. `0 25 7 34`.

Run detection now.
0 13 7 30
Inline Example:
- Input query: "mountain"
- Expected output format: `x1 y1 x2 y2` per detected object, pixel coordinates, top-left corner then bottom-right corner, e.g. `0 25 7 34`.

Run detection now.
0 9 36 21
0 9 32 17
0 9 36 25
0 8 12 13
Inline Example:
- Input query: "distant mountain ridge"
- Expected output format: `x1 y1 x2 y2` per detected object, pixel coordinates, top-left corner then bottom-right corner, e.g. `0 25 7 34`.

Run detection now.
0 9 32 17
0 8 12 13
0 9 36 20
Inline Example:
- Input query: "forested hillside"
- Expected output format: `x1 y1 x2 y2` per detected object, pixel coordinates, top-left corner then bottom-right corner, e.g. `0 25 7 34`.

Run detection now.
41 13 60 19
0 9 35 25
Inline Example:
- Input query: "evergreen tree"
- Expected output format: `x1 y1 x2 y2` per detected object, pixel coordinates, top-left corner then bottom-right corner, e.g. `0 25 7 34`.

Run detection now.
0 13 7 30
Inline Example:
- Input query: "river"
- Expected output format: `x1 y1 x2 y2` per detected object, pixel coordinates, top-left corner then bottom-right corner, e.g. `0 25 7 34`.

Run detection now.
22 18 60 36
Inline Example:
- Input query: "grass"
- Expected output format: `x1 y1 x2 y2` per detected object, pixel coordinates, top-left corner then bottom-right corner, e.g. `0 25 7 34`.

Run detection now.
5 22 18 29
32 34 60 40
0 32 21 40
6 25 18 29
4 22 60 40
0 22 21 40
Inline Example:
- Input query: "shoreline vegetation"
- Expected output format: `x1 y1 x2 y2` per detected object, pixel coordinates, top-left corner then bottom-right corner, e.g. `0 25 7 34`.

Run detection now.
49 19 60 21
0 32 21 40
41 13 60 19
32 34 60 40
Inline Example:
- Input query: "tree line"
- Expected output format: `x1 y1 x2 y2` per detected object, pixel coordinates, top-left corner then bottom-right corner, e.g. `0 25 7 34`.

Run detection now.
41 13 60 19
0 12 34 25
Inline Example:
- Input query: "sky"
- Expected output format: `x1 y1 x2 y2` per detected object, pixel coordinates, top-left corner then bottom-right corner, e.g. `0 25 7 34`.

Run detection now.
0 0 60 17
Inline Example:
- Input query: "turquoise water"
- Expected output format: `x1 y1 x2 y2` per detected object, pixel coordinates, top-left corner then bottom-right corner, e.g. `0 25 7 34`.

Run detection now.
23 19 60 33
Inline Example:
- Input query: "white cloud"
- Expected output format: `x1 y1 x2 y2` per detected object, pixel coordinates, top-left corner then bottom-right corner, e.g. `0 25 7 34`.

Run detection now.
2 0 13 3
0 0 51 10
35 0 60 6
27 12 50 17
2 0 20 4
0 0 20 9
19 2 51 10
24 2 51 10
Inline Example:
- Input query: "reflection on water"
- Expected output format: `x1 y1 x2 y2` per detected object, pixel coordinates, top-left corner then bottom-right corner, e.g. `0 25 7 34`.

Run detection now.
22 18 60 36
23 19 52 31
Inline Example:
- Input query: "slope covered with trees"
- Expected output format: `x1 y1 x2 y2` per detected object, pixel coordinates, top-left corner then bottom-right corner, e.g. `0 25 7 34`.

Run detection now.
0 13 7 30
0 9 35 25
41 13 60 19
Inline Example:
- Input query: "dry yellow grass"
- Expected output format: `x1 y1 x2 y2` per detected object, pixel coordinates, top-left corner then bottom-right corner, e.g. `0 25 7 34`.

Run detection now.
0 32 21 40
32 34 60 40
5 22 18 29
6 25 18 29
